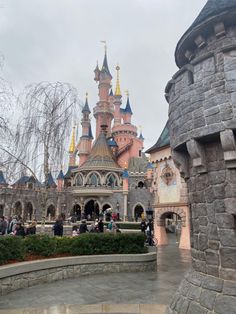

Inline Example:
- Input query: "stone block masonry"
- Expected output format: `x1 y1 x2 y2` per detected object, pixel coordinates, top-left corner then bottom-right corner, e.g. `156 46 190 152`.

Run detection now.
0 252 157 296
165 1 236 313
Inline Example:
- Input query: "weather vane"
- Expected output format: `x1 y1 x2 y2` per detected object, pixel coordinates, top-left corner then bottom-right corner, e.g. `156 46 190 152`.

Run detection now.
100 40 107 52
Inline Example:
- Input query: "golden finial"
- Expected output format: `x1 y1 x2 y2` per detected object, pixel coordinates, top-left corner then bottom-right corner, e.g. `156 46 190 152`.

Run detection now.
69 126 76 154
115 64 121 96
125 90 129 97
139 125 142 133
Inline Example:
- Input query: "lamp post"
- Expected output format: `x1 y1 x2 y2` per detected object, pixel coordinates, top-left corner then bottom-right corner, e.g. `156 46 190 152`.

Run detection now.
146 201 153 221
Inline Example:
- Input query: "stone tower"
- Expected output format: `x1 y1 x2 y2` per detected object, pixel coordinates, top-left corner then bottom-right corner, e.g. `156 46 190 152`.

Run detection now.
165 0 236 313
93 50 114 139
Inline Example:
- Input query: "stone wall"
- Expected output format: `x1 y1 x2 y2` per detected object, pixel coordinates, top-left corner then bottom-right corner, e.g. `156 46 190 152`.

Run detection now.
0 253 157 296
165 7 236 314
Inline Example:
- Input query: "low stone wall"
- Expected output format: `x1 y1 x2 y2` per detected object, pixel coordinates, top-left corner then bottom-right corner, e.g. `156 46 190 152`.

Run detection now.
0 252 157 296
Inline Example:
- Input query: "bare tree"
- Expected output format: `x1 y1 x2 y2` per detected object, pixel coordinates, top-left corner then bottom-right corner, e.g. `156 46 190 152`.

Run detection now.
1 81 82 227
15 81 81 182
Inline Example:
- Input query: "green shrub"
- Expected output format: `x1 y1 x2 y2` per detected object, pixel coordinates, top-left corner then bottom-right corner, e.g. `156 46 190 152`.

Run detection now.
55 236 73 254
68 233 147 256
0 233 147 265
24 234 57 256
0 236 25 265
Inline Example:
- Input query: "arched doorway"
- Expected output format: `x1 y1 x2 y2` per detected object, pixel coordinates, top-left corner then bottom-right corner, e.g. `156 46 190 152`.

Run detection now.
137 181 144 188
103 203 112 221
46 204 56 220
155 207 190 250
84 200 99 220
72 204 81 221
0 204 4 217
134 204 144 221
14 201 23 218
25 202 33 220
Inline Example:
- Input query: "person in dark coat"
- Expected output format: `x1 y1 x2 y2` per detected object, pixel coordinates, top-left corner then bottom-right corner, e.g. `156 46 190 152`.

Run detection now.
140 219 147 233
98 219 104 233
14 222 26 237
53 219 63 236
79 220 88 234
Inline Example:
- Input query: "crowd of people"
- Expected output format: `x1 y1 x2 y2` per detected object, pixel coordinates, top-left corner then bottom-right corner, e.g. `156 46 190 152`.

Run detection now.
54 217 121 237
0 215 37 237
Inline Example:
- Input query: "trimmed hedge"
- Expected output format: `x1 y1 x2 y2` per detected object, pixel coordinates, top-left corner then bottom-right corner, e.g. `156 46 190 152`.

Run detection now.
0 233 147 265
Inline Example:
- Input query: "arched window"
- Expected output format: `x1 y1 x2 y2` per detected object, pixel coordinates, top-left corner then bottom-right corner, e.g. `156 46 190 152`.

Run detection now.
75 174 83 186
106 173 118 188
87 173 100 186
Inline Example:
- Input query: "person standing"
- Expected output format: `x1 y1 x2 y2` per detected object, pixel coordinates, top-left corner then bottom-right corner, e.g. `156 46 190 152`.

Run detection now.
98 218 104 233
53 219 63 236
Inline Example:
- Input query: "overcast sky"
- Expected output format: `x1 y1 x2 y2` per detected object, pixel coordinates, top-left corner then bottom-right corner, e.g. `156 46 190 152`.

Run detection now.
0 0 207 151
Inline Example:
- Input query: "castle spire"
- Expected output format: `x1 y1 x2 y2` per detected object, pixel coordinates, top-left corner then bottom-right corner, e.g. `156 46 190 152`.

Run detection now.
82 93 91 114
69 126 76 153
115 65 121 96
100 41 112 78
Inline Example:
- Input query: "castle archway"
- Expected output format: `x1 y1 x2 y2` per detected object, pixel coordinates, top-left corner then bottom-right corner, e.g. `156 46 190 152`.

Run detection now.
154 206 190 250
84 199 99 220
72 204 81 221
46 204 56 220
133 203 144 220
14 201 23 218
25 202 34 221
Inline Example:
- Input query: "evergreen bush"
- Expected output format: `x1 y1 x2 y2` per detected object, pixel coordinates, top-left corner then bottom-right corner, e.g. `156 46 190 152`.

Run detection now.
0 233 147 265
0 236 25 264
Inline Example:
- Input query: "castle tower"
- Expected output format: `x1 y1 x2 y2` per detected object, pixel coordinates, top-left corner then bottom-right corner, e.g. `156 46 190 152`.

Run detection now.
68 126 76 166
78 94 93 166
93 48 114 139
113 65 122 126
166 0 236 312
112 92 143 167
123 92 133 124
57 169 64 192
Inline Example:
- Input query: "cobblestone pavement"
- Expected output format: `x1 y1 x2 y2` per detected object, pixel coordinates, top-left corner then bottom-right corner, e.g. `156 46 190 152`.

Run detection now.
0 234 191 314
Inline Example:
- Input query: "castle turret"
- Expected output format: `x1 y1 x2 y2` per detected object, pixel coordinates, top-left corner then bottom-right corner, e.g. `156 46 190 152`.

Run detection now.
57 170 64 192
93 48 114 138
166 0 236 312
123 92 133 124
78 94 92 166
68 126 76 166
113 65 122 126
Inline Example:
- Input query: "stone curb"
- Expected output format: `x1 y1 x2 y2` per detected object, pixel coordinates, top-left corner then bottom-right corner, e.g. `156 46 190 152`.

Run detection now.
0 252 156 279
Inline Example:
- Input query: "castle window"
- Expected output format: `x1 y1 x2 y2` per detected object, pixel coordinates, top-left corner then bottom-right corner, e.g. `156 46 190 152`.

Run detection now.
87 173 100 186
106 173 118 188
161 165 175 185
75 174 83 186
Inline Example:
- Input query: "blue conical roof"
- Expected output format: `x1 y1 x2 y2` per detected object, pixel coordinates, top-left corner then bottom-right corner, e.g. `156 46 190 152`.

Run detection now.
82 97 91 114
109 89 113 96
45 172 57 188
0 170 7 185
107 138 118 147
146 121 170 154
139 133 144 140
122 169 129 179
57 170 64 180
125 97 133 115
101 52 112 78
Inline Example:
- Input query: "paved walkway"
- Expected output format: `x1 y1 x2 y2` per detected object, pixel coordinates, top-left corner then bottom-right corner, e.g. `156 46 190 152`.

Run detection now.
0 234 191 314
